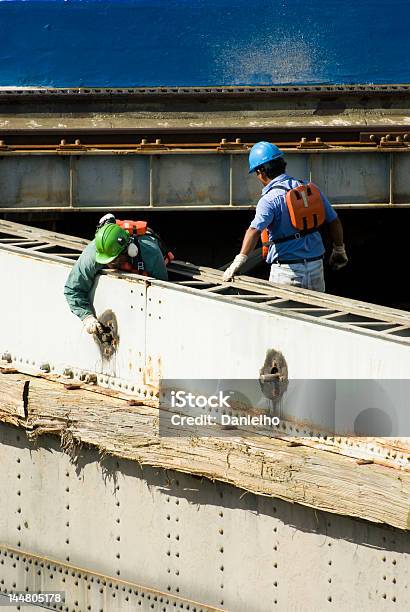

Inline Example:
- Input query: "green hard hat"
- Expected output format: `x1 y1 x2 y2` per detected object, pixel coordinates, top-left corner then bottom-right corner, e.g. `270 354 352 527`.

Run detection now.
95 223 129 264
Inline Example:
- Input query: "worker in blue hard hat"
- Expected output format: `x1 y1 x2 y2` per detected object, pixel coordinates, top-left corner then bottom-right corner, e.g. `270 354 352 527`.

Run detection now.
223 141 348 291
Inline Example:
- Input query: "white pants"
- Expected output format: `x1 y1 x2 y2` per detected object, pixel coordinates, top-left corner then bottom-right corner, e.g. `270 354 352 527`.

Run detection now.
269 259 325 292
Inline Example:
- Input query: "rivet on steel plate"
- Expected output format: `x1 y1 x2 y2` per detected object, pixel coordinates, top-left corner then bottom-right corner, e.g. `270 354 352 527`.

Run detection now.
40 363 51 373
81 373 97 384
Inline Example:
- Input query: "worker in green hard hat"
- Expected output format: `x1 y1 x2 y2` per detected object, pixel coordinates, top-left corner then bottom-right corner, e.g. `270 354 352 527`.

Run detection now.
64 214 169 335
94 223 131 265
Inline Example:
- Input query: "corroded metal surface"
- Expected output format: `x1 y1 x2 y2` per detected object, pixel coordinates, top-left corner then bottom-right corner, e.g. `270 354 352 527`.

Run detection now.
0 147 408 210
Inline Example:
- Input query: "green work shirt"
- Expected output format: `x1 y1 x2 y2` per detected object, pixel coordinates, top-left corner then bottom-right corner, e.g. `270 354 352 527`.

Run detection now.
64 236 168 320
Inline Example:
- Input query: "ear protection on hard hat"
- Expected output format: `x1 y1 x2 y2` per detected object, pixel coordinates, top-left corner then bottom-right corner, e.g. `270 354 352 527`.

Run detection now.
116 234 139 258
127 239 139 258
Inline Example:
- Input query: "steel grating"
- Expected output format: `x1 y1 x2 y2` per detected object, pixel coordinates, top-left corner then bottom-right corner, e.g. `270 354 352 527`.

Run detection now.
0 219 409 345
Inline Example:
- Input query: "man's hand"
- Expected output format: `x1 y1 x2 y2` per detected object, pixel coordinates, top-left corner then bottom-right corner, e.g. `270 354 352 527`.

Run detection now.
83 315 104 335
223 254 248 282
329 244 348 271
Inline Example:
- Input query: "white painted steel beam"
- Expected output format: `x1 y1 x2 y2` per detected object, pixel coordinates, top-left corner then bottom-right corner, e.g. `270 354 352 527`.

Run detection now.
0 221 410 437
0 423 409 611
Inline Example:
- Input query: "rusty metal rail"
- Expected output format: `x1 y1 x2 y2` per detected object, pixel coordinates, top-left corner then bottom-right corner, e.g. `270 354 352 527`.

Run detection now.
1 83 410 97
0 136 409 151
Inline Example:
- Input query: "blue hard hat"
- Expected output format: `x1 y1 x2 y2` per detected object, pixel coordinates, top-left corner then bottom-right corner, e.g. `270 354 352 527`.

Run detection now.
248 141 284 173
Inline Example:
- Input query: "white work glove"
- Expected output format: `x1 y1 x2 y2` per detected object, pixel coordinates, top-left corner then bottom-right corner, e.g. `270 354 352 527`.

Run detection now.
223 254 248 282
329 244 348 271
83 315 104 335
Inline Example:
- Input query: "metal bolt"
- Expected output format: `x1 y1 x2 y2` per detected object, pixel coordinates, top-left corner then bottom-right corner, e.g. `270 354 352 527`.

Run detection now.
0 141 4 146
74 139 81 146
301 137 307 143
1 352 12 363
315 137 322 143
381 136 387 143
396 136 403 142
221 138 227 144
155 139 162 145
40 363 50 373
235 138 242 144
404 134 409 141
63 368 73 378
369 134 376 141
141 139 147 145
82 373 97 384
60 139 66 146
386 134 392 140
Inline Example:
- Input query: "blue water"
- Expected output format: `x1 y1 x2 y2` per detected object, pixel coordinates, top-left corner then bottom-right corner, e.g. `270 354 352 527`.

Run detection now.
0 0 409 87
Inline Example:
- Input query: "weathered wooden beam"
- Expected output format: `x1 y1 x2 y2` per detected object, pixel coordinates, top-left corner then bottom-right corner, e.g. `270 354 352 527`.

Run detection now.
1 372 410 530
0 374 28 425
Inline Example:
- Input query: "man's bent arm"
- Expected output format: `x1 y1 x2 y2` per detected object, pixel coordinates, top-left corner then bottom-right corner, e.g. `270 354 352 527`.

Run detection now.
328 217 344 246
222 227 261 281
240 227 261 255
64 242 101 320
327 217 348 270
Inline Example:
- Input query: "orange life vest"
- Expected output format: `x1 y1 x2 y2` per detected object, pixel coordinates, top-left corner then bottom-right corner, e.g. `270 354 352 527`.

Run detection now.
261 182 326 258
115 220 148 274
115 219 175 272
116 219 147 236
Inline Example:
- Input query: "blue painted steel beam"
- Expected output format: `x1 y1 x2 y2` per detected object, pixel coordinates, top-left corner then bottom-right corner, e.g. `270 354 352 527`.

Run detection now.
0 0 409 88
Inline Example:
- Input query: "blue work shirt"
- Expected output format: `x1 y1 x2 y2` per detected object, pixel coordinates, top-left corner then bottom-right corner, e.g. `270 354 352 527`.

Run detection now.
250 174 338 263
